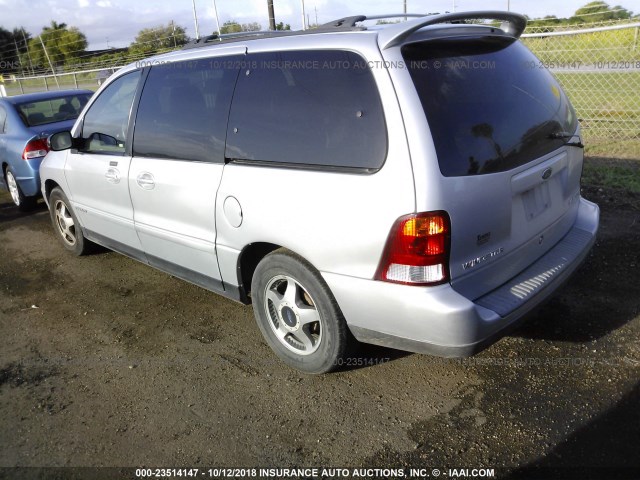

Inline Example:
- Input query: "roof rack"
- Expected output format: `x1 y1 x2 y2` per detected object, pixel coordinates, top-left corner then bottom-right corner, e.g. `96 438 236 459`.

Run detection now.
181 23 365 49
182 31 288 49
376 11 527 49
181 11 526 50
320 13 433 29
182 13 436 49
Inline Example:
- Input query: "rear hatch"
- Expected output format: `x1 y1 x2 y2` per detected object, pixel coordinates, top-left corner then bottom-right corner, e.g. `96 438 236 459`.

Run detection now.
402 35 584 300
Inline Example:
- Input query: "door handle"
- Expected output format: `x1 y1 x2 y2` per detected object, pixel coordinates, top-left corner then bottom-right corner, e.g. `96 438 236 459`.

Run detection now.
136 172 155 190
105 167 120 184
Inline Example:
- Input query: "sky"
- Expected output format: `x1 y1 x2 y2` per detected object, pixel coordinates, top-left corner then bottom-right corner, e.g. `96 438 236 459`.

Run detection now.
1 0 639 50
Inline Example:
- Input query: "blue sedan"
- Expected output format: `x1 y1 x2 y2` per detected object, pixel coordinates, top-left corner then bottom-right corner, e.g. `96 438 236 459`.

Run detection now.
0 89 93 211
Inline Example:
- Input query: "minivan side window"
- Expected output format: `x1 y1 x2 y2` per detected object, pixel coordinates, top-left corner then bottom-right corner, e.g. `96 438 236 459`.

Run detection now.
133 57 241 163
81 70 141 154
225 50 387 170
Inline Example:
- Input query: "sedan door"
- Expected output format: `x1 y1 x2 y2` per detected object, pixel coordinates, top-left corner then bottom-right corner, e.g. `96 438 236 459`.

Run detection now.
64 70 144 258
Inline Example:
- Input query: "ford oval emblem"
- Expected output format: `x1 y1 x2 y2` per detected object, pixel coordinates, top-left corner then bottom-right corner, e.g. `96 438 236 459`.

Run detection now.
542 168 553 180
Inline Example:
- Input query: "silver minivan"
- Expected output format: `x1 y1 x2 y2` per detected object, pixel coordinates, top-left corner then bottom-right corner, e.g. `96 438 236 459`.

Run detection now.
41 11 599 373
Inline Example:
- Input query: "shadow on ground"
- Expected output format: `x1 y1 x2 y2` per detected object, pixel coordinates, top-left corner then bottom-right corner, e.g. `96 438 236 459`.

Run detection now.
0 200 48 223
506 382 640 479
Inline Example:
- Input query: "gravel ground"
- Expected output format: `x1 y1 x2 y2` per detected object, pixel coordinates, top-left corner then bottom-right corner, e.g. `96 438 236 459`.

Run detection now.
0 164 638 480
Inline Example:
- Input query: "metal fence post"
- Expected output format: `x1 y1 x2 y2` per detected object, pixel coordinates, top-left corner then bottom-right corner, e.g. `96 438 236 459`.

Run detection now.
44 76 48 91
73 73 78 88
18 80 24 94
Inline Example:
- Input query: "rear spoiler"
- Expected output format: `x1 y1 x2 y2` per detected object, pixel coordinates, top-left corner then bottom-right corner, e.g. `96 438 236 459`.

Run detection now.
377 11 527 50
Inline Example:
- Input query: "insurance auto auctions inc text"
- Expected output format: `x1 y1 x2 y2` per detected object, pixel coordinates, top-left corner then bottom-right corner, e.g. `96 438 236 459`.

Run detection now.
197 467 496 478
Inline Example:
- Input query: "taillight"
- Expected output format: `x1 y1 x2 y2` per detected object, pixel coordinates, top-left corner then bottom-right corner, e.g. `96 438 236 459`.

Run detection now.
22 138 49 160
375 211 451 286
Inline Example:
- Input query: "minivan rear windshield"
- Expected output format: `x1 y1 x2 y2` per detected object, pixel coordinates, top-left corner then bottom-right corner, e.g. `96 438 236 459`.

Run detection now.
402 37 578 177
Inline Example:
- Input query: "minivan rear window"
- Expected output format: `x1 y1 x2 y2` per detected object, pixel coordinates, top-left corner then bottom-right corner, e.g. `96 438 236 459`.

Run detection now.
402 37 578 177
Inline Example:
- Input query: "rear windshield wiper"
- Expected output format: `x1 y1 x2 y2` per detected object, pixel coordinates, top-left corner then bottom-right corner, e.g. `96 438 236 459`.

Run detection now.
549 132 584 149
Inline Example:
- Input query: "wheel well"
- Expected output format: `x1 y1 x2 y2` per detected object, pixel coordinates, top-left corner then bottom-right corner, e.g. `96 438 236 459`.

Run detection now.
237 242 282 302
44 180 60 201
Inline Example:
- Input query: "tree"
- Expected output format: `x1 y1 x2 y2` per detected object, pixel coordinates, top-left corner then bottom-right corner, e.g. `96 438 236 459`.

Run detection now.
243 22 262 32
220 21 242 34
28 21 87 70
219 20 262 34
275 22 291 30
0 27 31 74
574 1 633 22
129 21 188 57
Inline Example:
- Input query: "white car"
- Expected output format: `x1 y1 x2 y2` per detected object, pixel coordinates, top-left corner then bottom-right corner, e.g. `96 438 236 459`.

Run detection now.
42 11 599 373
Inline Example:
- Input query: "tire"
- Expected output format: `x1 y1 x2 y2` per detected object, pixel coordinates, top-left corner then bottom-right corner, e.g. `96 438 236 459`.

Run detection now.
251 249 354 374
49 187 91 256
5 167 36 212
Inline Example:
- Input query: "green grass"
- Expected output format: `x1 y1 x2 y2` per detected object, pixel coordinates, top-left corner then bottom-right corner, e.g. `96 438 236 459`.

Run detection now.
522 26 640 64
582 161 640 193
585 139 640 159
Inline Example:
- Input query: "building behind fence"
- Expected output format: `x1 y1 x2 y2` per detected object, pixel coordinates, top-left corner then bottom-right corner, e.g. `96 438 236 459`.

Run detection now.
1 19 639 143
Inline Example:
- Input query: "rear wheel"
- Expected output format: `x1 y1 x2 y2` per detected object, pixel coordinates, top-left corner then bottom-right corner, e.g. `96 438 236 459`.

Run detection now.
251 250 354 374
5 168 36 212
49 187 91 256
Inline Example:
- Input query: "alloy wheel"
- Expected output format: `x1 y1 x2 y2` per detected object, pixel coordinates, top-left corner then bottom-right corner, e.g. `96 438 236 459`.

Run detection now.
264 275 323 355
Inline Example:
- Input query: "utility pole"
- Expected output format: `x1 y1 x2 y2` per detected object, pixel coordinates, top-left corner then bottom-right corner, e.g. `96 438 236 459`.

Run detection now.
13 38 23 76
507 0 510 11
192 0 201 39
315 6 318 26
301 0 306 30
22 29 35 76
452 0 456 12
212 0 222 39
404 0 407 21
38 36 59 88
268 0 276 30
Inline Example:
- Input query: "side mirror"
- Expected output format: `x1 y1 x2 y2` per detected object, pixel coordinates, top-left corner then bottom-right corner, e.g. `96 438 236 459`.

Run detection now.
48 131 72 151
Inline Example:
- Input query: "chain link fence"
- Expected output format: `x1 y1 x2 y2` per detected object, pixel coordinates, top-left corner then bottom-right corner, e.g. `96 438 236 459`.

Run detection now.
1 19 639 151
0 67 118 95
521 20 640 150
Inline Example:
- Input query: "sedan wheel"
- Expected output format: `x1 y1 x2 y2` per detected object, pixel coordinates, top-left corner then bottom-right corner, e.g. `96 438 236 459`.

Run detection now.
6 170 21 206
5 168 35 211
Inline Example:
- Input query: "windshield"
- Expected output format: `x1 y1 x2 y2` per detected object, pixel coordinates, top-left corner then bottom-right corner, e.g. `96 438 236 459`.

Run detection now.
16 93 92 127
402 36 578 177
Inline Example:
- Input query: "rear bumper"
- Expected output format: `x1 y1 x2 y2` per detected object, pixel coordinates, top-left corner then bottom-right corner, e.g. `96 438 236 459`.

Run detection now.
323 197 599 357
4 158 44 197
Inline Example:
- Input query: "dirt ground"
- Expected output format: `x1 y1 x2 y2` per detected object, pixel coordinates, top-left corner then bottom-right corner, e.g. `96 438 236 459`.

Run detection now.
0 158 639 479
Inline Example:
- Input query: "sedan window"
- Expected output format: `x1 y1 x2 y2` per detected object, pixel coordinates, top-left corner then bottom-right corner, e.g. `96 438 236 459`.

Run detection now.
15 94 92 127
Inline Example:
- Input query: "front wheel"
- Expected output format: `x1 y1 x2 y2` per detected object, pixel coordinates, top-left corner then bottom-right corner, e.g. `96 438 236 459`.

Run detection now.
5 167 36 212
49 187 92 256
251 250 354 374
